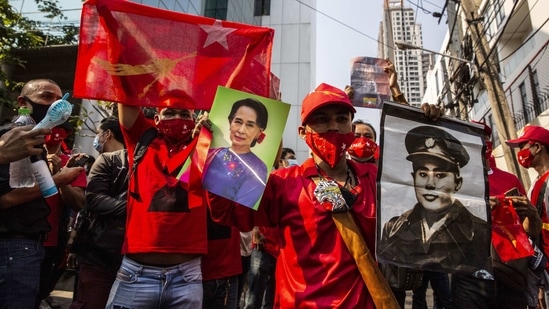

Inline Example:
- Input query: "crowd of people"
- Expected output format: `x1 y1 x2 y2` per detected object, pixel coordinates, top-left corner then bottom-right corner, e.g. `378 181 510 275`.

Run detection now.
1 56 549 309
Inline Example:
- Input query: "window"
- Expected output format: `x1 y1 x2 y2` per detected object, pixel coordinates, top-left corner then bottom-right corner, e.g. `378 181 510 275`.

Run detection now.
495 0 506 26
204 0 228 20
254 0 271 16
519 82 530 123
533 70 540 100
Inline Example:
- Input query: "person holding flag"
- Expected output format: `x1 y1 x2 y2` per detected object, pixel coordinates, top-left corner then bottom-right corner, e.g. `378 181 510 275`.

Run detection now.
106 93 209 308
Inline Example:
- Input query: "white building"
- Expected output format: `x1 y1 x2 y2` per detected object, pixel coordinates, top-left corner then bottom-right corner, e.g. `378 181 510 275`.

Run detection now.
421 0 549 182
378 0 426 107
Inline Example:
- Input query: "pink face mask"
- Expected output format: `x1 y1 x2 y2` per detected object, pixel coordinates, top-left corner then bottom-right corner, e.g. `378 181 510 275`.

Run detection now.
156 118 195 142
348 137 377 162
305 131 356 168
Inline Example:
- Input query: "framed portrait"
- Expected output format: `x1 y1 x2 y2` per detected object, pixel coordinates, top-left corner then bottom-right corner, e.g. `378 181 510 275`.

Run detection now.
376 102 491 274
202 86 290 209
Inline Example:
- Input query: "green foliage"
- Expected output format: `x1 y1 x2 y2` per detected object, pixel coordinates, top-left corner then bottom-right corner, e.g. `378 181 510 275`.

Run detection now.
0 0 80 107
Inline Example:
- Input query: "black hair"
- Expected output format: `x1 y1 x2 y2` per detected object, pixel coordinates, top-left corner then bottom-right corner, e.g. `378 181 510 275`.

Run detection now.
143 107 157 120
99 116 124 145
353 119 377 141
228 98 268 130
281 147 295 159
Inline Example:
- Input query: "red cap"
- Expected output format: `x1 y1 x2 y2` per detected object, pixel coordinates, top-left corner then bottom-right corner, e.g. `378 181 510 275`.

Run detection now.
505 125 549 147
301 83 356 125
471 120 492 136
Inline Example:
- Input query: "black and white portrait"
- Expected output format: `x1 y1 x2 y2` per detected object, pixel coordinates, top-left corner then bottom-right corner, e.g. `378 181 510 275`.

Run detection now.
376 102 491 274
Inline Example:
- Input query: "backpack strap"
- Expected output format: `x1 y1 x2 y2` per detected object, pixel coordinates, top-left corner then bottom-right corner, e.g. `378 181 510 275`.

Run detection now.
129 127 158 202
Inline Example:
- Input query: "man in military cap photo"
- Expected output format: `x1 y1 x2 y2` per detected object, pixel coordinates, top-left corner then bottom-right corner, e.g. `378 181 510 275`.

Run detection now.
377 125 489 273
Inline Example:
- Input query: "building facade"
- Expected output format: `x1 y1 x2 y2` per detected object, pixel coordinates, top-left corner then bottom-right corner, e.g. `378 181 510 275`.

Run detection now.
378 0 426 107
422 0 549 182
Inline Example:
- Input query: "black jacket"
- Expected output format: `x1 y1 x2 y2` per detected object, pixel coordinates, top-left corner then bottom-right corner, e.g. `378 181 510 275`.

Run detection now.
78 149 128 268
378 200 490 273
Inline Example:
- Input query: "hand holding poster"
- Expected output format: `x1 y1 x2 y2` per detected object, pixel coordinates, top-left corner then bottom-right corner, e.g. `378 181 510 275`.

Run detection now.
201 87 290 209
376 102 491 274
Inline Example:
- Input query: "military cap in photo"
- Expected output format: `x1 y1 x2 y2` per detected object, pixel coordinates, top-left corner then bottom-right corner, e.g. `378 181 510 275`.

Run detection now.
405 125 470 169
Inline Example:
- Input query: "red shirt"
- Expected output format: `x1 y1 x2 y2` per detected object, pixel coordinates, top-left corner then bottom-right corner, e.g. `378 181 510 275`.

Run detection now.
121 112 207 255
488 167 526 196
255 226 279 258
44 153 87 247
210 158 377 309
201 226 242 281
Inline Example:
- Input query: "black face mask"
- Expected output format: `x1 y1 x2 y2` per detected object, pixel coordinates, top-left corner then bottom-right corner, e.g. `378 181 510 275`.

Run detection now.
24 97 50 123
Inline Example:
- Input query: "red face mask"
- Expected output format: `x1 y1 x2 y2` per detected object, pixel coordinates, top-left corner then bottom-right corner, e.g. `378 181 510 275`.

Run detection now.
305 131 356 168
45 127 68 148
348 137 377 162
156 118 195 142
517 143 536 168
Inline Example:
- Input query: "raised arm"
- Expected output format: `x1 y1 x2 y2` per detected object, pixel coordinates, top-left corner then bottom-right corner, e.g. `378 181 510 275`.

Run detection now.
117 103 142 130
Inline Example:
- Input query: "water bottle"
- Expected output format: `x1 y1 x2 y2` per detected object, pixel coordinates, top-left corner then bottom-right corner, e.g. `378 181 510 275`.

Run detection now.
30 155 58 198
9 107 36 188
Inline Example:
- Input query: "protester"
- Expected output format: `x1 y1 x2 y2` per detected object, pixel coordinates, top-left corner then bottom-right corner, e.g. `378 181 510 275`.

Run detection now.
70 116 127 309
348 119 378 164
209 82 443 308
244 225 278 309
237 231 253 309
38 122 87 309
201 223 242 309
0 79 83 308
447 122 539 308
279 147 297 168
506 125 549 308
106 94 208 308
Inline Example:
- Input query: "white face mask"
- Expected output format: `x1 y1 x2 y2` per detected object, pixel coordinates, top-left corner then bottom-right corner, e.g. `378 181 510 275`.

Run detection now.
286 159 299 167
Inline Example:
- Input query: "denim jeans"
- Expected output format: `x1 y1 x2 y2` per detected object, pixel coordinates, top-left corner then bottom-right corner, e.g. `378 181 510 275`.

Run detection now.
106 256 203 309
244 249 276 309
0 239 45 308
202 275 238 309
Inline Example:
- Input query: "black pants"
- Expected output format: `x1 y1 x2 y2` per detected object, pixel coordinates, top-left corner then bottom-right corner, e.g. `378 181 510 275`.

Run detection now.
452 273 527 309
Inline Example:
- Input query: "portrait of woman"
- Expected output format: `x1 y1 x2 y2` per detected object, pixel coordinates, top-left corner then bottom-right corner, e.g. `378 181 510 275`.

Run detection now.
203 97 269 208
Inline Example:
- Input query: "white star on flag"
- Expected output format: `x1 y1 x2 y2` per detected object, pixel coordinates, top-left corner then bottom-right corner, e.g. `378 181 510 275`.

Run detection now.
342 143 347 150
200 20 237 50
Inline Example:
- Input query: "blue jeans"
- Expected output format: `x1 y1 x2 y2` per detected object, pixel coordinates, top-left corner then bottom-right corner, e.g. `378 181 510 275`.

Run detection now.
244 249 276 309
202 275 238 309
106 256 203 309
0 239 45 308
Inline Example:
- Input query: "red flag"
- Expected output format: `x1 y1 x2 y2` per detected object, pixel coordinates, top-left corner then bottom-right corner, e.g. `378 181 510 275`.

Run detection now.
492 197 534 262
74 0 274 110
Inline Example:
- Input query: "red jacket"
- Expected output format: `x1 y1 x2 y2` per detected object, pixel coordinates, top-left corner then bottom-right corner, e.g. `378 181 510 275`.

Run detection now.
210 158 377 309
